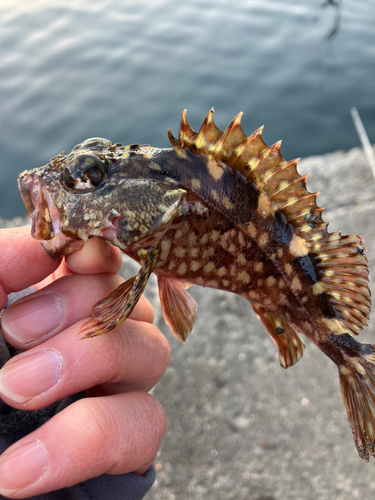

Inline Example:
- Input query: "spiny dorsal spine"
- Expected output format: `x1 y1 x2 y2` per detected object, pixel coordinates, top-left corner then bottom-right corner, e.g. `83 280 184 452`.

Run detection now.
169 108 328 238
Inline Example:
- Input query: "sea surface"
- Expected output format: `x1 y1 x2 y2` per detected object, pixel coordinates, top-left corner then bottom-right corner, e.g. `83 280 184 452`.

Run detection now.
0 0 374 218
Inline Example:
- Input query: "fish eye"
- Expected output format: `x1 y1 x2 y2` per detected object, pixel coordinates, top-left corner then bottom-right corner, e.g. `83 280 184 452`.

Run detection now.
63 153 109 193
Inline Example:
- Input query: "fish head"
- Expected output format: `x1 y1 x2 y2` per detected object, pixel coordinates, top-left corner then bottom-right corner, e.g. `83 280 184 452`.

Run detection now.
18 138 186 257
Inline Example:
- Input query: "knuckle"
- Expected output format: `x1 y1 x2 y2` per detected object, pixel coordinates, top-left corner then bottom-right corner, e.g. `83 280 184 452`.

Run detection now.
116 322 171 381
147 395 167 442
143 326 171 380
154 329 171 371
66 399 109 452
106 393 167 474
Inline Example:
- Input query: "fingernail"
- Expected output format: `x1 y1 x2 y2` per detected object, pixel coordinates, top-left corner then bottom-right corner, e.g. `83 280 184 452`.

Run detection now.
1 293 63 344
0 440 47 495
96 237 111 257
0 349 62 403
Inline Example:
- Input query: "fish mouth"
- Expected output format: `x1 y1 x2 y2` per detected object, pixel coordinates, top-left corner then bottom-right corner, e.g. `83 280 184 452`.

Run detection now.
18 174 35 218
17 173 84 258
18 173 57 241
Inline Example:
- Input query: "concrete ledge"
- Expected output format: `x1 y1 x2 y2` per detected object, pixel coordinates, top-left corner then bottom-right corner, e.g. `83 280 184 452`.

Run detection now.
2 145 375 499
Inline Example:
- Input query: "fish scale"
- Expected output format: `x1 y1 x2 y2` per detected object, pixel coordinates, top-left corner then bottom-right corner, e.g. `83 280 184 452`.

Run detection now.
163 211 296 303
17 109 375 462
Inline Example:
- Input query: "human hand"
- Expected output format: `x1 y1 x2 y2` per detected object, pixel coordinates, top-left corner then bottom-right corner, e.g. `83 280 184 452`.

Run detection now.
0 227 170 498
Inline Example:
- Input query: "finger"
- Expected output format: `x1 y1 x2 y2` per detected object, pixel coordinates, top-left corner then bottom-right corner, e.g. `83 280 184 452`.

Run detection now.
0 313 170 409
0 392 166 498
0 228 60 309
35 237 122 290
1 227 30 234
1 273 155 348
65 237 122 275
34 260 73 290
35 238 122 290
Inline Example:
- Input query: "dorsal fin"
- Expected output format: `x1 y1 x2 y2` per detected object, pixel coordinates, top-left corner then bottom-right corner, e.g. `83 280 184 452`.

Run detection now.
168 108 328 239
168 110 371 335
306 233 370 335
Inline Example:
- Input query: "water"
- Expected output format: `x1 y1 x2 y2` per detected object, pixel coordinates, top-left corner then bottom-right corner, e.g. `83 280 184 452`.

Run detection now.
0 0 374 218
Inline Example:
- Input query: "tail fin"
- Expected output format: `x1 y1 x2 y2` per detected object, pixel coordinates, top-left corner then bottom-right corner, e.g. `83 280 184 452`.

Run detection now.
336 338 375 461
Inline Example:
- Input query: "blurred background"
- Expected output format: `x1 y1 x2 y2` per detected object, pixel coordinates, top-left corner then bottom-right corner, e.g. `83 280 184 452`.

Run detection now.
1 1 375 499
0 0 374 218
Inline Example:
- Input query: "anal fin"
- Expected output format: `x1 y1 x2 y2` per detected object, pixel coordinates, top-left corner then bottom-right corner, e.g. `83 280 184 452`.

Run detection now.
157 276 197 343
251 303 305 369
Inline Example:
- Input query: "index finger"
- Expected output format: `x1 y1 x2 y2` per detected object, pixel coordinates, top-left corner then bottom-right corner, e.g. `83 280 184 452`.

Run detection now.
0 227 60 310
34 238 123 290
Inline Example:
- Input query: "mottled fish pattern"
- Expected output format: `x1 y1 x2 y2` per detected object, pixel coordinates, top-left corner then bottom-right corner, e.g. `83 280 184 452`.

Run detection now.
18 110 375 461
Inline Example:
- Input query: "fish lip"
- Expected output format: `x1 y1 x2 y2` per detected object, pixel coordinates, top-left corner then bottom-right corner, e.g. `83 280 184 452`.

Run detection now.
18 173 63 241
40 235 85 258
17 175 35 217
24 174 55 241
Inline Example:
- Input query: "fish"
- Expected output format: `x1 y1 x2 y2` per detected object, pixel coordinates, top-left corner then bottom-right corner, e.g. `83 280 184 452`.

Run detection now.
18 109 375 461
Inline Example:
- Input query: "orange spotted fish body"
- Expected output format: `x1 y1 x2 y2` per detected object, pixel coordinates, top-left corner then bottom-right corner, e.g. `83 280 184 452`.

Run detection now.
18 110 375 461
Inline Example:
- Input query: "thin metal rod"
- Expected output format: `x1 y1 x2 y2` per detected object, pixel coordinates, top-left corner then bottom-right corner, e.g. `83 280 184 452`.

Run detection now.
350 107 375 181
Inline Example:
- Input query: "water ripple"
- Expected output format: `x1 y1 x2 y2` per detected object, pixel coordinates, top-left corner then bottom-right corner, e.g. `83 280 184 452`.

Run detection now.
0 0 374 216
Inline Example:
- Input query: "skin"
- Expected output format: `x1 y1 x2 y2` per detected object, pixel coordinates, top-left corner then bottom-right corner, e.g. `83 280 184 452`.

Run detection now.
0 226 170 498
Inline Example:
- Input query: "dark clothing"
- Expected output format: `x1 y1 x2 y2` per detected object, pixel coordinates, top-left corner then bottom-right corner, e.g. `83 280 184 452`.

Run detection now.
0 289 155 499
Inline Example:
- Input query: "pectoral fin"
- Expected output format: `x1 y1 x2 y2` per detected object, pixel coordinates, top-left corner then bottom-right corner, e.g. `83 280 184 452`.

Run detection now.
157 276 197 342
80 247 159 338
251 303 305 369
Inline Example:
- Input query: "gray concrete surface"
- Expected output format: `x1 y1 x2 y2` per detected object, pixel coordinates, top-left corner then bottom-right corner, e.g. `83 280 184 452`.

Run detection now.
2 145 375 499
145 146 375 500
